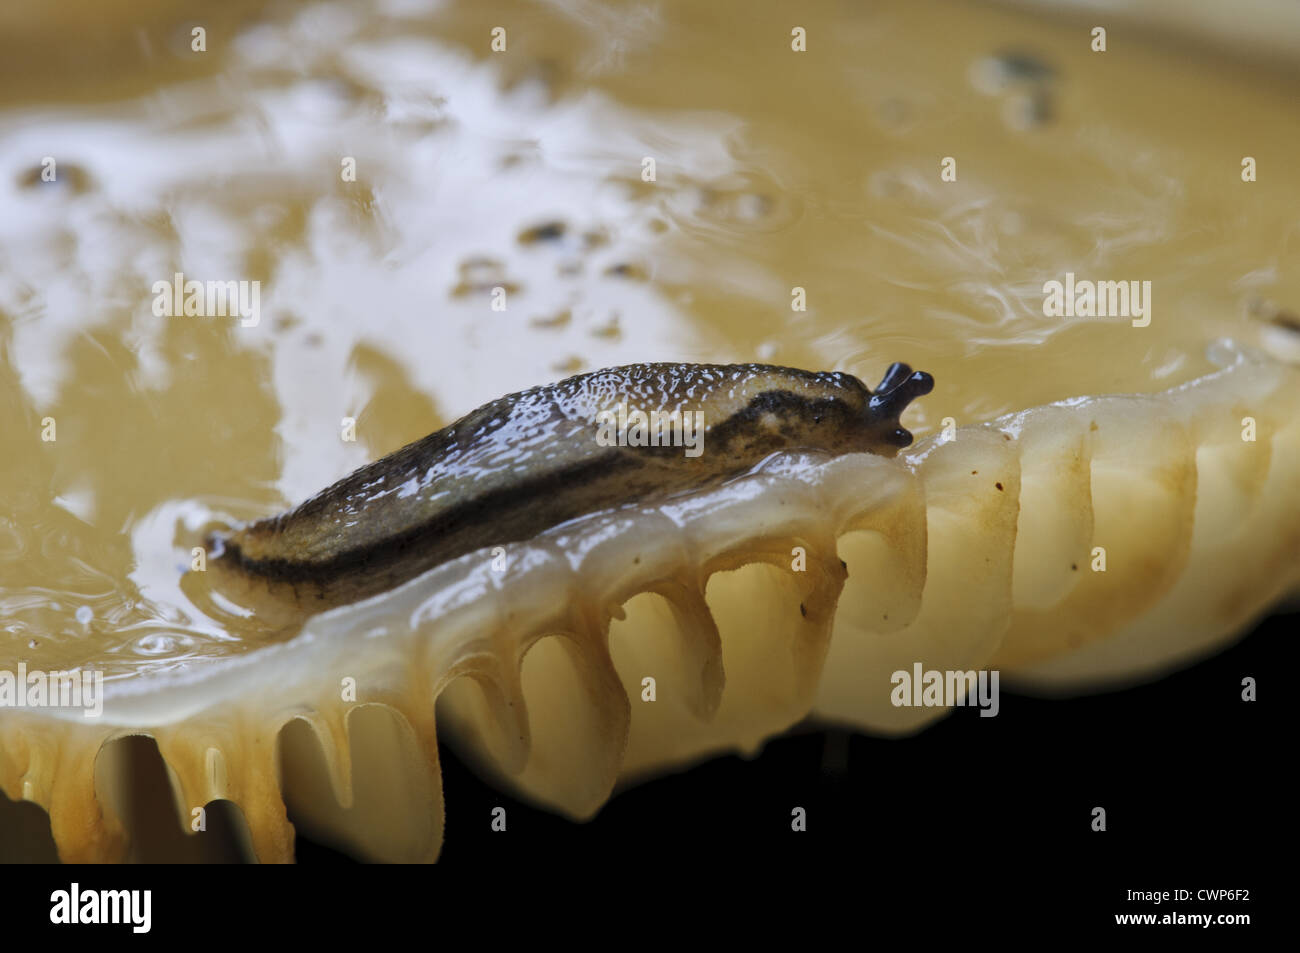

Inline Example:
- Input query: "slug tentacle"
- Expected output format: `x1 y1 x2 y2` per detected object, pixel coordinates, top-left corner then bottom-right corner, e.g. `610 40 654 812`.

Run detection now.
867 362 935 448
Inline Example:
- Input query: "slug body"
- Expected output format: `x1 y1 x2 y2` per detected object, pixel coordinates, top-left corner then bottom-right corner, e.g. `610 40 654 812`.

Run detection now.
210 362 933 611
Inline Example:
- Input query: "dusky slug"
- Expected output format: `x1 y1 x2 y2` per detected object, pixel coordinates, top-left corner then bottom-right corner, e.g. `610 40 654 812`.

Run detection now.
208 362 933 611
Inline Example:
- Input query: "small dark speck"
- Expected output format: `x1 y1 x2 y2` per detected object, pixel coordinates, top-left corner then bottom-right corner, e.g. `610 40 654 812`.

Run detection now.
19 162 93 194
971 469 978 475
1071 563 1078 571
995 482 1004 491
530 308 571 329
518 221 566 244
882 613 888 621
799 603 807 618
605 262 647 281
986 50 1055 84
1002 433 1011 441
839 559 847 570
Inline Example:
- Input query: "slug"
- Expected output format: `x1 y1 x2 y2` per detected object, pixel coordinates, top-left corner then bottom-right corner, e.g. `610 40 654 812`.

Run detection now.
207 362 933 611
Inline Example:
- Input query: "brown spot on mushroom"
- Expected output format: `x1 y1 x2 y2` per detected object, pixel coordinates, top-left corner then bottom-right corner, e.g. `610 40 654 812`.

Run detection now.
604 262 648 281
518 221 567 244
530 309 572 329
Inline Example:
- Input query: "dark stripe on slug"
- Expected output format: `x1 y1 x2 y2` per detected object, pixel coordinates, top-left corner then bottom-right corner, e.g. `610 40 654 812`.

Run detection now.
222 450 641 587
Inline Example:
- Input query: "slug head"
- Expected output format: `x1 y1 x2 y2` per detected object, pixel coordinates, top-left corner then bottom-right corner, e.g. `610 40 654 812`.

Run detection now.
860 362 935 454
706 362 934 462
